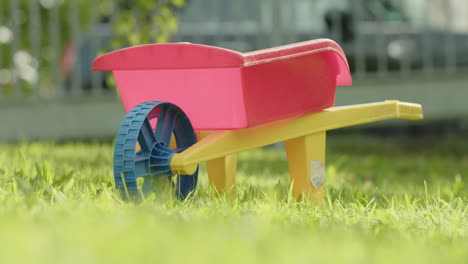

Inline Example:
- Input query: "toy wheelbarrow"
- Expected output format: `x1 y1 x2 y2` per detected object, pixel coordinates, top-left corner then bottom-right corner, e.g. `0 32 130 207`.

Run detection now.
93 39 423 203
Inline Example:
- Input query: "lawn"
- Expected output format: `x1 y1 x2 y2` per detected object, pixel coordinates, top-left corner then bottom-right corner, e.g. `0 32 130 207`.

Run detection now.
0 136 466 264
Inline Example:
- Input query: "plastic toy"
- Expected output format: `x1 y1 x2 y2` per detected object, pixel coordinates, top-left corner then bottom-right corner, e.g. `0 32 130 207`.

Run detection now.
93 39 423 203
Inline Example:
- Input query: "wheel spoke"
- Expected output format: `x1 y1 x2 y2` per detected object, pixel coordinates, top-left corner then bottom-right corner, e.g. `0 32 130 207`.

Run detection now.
155 106 177 146
138 118 156 153
141 176 154 194
134 155 150 178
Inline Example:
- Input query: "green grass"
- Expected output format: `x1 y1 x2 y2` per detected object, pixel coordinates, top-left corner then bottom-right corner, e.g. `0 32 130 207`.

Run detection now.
0 136 466 264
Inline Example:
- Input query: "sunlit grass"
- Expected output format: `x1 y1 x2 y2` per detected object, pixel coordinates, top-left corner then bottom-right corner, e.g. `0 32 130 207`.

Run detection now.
0 136 466 264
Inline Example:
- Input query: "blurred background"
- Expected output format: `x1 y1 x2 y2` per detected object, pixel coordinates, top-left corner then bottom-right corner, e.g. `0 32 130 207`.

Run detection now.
0 0 467 141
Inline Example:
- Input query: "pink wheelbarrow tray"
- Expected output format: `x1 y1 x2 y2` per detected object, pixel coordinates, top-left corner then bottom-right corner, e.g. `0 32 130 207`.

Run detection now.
93 39 423 203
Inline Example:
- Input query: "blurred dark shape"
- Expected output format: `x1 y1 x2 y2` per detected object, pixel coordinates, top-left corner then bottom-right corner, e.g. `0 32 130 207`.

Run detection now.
324 10 354 43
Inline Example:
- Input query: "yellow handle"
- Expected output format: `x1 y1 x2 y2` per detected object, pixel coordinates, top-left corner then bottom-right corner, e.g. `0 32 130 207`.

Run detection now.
171 100 423 175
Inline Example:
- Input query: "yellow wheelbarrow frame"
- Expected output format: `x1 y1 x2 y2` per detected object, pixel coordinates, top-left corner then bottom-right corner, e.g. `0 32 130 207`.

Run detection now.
170 100 423 203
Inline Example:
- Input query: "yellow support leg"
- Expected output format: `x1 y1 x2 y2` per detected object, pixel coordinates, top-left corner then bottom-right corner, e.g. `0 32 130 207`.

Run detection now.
285 132 326 204
206 154 237 194
197 131 237 195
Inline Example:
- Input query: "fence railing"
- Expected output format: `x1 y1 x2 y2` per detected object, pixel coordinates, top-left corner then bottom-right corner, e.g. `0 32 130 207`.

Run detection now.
1 0 467 101
0 0 112 100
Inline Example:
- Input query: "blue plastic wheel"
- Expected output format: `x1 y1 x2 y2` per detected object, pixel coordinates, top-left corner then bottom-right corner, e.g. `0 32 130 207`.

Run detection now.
113 101 198 200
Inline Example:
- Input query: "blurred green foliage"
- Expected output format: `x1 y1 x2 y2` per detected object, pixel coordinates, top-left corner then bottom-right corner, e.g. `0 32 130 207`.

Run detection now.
1 0 185 54
0 0 185 95
106 0 186 47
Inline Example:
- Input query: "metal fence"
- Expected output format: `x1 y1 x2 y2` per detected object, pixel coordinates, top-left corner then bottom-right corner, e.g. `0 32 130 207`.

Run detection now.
1 0 468 101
